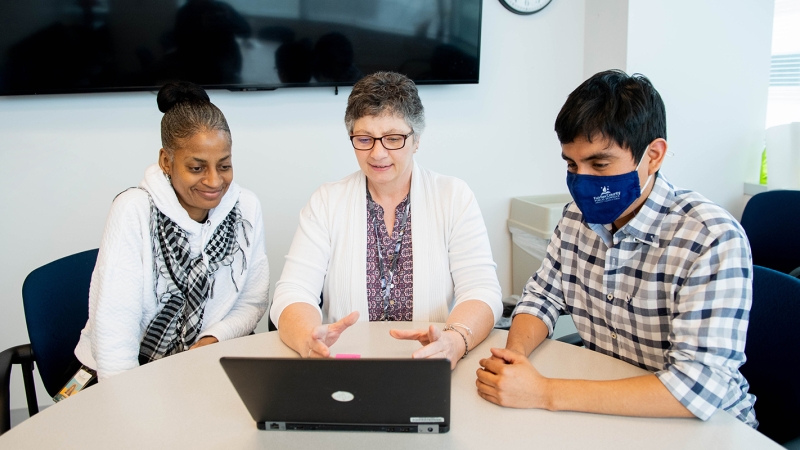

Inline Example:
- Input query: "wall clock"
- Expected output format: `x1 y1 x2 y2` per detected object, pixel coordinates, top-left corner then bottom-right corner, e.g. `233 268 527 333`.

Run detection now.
499 0 552 15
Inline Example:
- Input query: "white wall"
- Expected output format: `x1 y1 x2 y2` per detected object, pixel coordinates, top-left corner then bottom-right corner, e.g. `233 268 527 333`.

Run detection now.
626 0 774 219
0 0 586 410
583 0 628 79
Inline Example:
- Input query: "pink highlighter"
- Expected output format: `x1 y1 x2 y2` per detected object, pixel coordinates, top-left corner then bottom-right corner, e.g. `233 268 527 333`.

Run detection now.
335 353 361 359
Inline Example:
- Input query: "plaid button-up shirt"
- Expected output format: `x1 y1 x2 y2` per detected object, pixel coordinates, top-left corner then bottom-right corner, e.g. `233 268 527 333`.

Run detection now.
514 173 757 427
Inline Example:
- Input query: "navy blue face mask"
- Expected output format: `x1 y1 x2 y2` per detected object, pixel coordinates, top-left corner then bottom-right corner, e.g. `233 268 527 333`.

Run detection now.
566 157 652 225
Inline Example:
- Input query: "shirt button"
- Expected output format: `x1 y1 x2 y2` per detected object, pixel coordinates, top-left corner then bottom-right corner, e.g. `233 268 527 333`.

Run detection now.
611 332 617 339
606 293 613 300
625 294 631 301
389 300 395 305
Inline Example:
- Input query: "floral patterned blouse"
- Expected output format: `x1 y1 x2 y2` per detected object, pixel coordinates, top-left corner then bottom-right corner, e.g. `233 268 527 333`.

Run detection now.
366 193 413 321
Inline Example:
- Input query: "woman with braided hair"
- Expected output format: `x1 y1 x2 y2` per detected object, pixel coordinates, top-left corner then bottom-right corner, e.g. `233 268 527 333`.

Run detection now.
74 81 269 381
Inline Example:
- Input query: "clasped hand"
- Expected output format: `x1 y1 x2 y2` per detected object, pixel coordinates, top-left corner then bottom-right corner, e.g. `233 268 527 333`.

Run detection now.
475 348 551 409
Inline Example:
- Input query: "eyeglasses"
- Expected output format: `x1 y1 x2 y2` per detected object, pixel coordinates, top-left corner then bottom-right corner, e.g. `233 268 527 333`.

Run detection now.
349 131 414 151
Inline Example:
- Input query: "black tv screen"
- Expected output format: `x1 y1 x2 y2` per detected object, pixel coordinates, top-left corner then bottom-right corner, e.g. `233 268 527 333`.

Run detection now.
0 0 482 95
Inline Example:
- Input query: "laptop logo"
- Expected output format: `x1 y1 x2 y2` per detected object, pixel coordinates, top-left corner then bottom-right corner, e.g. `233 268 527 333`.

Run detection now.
331 391 355 402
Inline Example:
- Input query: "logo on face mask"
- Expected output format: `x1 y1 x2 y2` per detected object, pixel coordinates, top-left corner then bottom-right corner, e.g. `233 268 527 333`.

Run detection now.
565 149 654 225
593 186 621 204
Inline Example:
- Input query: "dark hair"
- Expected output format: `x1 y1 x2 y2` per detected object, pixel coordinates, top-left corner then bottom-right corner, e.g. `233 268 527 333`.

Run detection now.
554 70 666 163
344 71 425 139
157 81 231 157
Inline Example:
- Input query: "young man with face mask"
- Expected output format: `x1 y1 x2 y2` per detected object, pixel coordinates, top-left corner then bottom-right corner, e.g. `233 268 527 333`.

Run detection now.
476 70 757 427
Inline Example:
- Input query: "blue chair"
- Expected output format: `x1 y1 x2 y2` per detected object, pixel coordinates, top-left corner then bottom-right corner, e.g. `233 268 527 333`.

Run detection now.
740 190 800 275
0 249 98 435
739 265 800 444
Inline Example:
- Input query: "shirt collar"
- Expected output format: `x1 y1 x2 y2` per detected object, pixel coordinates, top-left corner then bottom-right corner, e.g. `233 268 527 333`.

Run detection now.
585 173 673 248
588 222 614 247
617 172 674 247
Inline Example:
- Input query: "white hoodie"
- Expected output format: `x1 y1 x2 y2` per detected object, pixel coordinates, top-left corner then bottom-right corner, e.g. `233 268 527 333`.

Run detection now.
75 164 270 380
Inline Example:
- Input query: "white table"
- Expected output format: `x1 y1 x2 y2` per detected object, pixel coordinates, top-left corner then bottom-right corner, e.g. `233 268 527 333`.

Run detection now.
0 322 780 449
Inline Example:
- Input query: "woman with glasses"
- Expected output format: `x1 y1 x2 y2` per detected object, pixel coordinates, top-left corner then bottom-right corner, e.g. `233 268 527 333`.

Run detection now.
271 72 501 368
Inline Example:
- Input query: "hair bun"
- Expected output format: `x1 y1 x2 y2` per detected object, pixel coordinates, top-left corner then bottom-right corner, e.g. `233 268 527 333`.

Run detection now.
157 81 210 113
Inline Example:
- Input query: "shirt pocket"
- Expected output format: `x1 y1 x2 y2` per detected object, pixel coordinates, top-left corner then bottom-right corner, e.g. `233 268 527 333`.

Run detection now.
607 267 670 336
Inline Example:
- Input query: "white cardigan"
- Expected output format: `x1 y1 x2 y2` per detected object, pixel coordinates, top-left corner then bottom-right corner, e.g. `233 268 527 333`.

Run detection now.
75 164 270 380
271 163 502 326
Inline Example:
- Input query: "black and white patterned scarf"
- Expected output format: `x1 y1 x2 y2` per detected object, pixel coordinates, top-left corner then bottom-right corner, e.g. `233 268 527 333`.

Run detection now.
138 192 250 365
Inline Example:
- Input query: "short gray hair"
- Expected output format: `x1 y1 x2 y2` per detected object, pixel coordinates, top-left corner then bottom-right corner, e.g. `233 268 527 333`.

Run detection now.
344 72 425 139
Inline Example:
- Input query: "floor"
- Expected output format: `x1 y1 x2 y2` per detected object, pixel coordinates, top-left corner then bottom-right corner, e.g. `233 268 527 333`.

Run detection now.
10 408 27 428
10 406 49 429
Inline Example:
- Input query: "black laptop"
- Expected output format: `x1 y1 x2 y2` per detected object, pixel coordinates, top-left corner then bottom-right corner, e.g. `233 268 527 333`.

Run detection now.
220 357 451 433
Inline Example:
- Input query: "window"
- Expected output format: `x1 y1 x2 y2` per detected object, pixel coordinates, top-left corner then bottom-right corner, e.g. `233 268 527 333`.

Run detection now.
766 0 800 128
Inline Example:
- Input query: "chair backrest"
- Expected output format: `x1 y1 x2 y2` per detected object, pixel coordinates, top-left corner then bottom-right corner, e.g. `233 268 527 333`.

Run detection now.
739 265 800 444
740 190 800 274
21 249 98 397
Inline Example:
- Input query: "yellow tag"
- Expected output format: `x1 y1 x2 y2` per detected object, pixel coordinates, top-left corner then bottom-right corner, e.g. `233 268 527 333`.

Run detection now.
53 368 94 403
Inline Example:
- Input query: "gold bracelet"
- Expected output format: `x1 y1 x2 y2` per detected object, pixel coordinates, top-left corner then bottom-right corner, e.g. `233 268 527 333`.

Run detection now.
443 324 469 358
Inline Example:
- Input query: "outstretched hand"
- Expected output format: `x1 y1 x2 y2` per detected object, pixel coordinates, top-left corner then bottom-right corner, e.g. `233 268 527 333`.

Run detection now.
306 311 360 358
390 325 465 370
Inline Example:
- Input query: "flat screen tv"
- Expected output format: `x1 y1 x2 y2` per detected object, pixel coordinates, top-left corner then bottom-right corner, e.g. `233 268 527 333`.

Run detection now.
0 0 482 96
